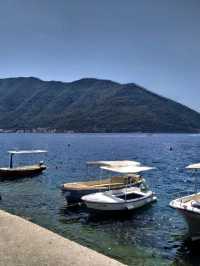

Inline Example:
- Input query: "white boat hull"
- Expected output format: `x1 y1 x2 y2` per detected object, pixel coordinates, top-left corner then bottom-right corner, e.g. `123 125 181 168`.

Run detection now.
170 193 200 240
178 208 200 240
82 188 156 212
85 195 156 211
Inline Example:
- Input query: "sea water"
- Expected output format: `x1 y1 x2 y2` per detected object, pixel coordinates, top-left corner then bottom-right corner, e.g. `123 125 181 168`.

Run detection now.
0 133 200 266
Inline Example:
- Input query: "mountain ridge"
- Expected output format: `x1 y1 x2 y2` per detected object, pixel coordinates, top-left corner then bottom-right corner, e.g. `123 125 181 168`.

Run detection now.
0 76 199 133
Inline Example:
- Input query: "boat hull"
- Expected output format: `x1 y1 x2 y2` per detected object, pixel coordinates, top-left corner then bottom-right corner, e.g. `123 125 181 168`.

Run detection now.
0 165 46 179
62 188 103 203
178 208 200 240
169 193 200 241
83 194 156 212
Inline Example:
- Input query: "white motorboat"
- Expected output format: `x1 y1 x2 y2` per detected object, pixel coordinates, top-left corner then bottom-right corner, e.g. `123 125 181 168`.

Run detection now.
82 164 157 212
170 163 200 240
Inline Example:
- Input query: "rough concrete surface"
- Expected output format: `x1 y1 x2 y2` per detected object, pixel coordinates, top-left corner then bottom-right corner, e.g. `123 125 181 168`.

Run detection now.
0 210 125 266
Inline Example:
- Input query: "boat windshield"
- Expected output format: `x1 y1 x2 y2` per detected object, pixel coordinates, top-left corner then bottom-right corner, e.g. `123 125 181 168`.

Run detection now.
117 193 144 200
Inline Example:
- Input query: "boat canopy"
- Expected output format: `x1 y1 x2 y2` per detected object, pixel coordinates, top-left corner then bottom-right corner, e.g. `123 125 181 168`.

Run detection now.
8 150 47 155
86 160 141 167
186 163 200 169
100 165 155 174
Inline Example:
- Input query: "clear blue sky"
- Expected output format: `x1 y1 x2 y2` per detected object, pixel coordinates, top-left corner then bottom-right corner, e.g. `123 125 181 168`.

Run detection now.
0 0 200 110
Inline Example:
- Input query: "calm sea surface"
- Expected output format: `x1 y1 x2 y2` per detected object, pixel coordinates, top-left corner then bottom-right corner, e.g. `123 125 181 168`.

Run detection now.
1 133 200 265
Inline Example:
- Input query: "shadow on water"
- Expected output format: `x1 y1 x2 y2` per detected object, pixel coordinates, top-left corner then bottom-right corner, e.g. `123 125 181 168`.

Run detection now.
172 238 200 266
0 172 44 182
86 203 156 223
59 202 89 223
59 200 156 223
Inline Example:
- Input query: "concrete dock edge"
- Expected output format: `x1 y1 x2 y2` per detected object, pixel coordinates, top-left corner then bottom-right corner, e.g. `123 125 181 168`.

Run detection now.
0 210 125 266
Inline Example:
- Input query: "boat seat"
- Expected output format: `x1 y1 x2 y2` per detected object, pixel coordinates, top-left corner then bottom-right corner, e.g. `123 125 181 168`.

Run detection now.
110 176 124 183
191 201 200 209
111 175 141 184
91 182 124 188
63 182 124 190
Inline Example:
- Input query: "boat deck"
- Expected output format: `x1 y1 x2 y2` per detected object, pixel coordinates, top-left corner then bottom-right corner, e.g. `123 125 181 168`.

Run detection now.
171 194 200 213
63 175 142 191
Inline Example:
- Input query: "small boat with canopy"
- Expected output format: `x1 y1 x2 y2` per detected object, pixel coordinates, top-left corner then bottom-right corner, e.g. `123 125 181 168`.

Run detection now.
62 160 145 203
170 163 200 240
82 164 157 212
0 150 47 179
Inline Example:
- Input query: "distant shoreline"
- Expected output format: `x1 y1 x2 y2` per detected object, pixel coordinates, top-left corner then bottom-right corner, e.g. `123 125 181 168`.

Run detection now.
0 129 199 134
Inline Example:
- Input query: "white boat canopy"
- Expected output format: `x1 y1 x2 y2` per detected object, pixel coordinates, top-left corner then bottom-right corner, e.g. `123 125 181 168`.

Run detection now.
86 160 141 167
186 163 200 169
8 150 48 155
100 165 155 174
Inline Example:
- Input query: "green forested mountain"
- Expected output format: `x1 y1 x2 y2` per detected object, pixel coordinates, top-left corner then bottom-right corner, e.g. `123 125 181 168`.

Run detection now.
0 77 199 133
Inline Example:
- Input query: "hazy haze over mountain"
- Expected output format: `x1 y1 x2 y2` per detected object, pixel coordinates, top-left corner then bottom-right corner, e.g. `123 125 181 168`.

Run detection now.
0 0 200 110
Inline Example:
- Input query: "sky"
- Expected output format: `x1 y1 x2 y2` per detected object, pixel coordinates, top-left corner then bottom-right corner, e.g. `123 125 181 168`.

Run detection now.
0 0 200 111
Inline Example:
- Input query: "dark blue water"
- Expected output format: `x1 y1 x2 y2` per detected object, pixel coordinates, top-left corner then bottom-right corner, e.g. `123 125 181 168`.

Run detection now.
0 133 200 265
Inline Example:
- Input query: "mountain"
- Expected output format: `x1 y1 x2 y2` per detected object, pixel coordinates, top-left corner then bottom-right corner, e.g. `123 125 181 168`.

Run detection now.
0 76 199 133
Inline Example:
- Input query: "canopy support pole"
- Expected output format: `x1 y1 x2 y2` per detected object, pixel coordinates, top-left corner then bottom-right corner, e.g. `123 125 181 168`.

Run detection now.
9 153 14 168
125 175 127 202
194 170 198 194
